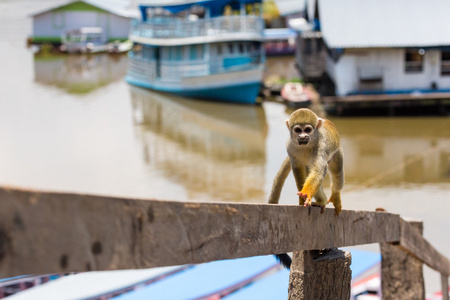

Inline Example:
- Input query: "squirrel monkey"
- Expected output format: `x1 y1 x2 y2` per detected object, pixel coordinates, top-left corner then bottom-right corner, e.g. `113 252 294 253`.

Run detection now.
269 109 344 269
269 108 344 214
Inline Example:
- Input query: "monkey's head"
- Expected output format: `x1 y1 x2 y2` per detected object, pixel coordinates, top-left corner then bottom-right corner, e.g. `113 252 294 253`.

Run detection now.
286 109 323 146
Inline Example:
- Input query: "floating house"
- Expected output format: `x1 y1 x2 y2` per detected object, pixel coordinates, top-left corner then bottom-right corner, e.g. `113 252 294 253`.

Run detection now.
30 0 139 44
125 0 266 104
294 0 450 113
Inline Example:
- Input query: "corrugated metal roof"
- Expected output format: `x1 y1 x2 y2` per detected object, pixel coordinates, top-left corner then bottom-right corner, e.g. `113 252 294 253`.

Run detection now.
319 0 450 49
30 0 139 18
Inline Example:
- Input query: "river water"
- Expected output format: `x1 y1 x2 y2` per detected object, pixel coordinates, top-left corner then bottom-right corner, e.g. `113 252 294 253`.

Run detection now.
1 0 450 294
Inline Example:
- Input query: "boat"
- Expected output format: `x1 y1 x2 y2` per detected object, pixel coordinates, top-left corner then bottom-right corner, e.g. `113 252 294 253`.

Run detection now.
60 27 110 54
281 82 312 107
263 28 297 56
125 0 266 104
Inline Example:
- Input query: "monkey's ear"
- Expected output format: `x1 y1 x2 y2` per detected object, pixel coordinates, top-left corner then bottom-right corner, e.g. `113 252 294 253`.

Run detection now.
316 118 323 129
285 119 290 130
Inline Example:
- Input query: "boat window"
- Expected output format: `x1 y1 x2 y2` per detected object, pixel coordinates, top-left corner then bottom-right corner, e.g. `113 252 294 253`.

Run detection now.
217 44 223 56
189 44 204 60
441 51 450 76
175 46 183 61
251 42 260 52
142 46 155 59
238 43 244 54
132 44 143 57
228 43 234 54
405 50 423 73
246 42 252 52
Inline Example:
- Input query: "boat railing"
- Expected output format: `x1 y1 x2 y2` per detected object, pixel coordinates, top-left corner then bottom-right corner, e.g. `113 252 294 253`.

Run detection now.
128 53 262 81
130 15 264 40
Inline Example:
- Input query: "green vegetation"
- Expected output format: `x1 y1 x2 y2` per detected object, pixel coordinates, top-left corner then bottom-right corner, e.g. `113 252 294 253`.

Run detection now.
262 0 280 23
54 1 107 13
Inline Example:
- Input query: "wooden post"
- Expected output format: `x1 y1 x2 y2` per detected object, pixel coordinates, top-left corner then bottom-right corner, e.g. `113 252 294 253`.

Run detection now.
441 273 449 300
380 220 425 300
288 248 352 300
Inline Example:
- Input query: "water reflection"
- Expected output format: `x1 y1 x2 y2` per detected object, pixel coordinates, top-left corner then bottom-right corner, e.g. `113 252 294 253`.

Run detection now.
130 86 268 202
33 53 128 94
333 117 450 187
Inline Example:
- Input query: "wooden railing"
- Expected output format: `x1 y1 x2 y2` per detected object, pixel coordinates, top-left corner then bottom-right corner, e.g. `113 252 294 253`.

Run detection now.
0 186 448 299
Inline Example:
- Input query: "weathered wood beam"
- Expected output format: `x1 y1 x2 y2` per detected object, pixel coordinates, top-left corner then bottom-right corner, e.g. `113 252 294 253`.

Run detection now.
441 274 449 300
398 219 450 276
381 220 425 300
288 249 352 299
0 187 400 277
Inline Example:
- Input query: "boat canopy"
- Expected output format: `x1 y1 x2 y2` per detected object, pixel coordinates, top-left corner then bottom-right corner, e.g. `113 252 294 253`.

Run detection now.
139 0 262 20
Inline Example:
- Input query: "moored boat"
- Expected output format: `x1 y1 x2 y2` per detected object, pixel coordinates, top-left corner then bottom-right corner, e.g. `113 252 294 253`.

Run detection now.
125 0 266 104
60 27 109 54
281 82 312 107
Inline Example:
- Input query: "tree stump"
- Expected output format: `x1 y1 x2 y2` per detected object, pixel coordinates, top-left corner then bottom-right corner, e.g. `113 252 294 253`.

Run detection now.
380 220 425 300
288 248 352 300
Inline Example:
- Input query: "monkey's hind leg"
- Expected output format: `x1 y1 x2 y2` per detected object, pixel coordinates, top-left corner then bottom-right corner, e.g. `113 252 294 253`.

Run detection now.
313 186 327 214
328 148 344 215
328 192 342 215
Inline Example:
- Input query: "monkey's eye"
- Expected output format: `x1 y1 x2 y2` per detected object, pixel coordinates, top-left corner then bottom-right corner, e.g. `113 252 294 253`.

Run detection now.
304 127 312 133
293 127 302 133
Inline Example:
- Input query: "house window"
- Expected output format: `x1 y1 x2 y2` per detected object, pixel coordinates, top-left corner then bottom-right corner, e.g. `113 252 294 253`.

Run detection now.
51 12 65 29
441 51 450 76
405 50 423 73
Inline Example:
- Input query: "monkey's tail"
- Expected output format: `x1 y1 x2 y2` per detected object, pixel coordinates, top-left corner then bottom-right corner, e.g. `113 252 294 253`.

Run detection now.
275 253 292 269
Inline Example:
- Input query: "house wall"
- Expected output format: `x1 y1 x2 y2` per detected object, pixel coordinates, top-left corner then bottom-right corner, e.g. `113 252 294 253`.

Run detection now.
32 11 131 43
326 48 450 96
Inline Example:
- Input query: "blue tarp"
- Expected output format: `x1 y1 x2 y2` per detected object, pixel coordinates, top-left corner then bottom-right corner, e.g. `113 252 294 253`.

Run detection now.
112 250 380 299
114 255 278 300
139 0 262 20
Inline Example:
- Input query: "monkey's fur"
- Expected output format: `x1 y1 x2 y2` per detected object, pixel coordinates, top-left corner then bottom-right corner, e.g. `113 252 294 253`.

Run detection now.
269 108 345 269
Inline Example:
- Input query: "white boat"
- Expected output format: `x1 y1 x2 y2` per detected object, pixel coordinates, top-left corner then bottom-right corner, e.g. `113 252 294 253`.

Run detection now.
281 82 312 107
60 27 109 54
125 0 266 104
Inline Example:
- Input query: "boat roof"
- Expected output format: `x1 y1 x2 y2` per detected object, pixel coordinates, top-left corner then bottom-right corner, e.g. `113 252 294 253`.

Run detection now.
319 0 450 49
138 0 261 7
30 0 139 18
264 28 297 40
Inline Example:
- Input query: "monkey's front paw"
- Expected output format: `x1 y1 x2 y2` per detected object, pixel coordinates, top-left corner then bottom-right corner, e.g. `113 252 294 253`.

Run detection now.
297 192 311 207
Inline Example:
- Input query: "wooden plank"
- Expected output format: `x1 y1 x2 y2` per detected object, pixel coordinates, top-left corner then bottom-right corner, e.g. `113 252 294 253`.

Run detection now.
0 187 401 277
288 249 351 300
380 220 425 300
398 219 450 276
442 274 449 300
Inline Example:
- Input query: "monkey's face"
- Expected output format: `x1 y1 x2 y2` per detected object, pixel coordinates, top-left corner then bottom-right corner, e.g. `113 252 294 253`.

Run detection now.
292 124 315 146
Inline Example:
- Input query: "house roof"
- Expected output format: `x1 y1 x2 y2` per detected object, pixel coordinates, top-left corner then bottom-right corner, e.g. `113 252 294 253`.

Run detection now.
30 0 139 18
319 0 450 49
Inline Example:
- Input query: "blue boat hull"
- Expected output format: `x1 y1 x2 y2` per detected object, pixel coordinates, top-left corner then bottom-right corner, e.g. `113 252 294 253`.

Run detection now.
125 76 261 105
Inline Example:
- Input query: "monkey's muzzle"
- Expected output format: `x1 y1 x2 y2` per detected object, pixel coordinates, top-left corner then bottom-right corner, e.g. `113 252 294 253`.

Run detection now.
297 136 309 145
